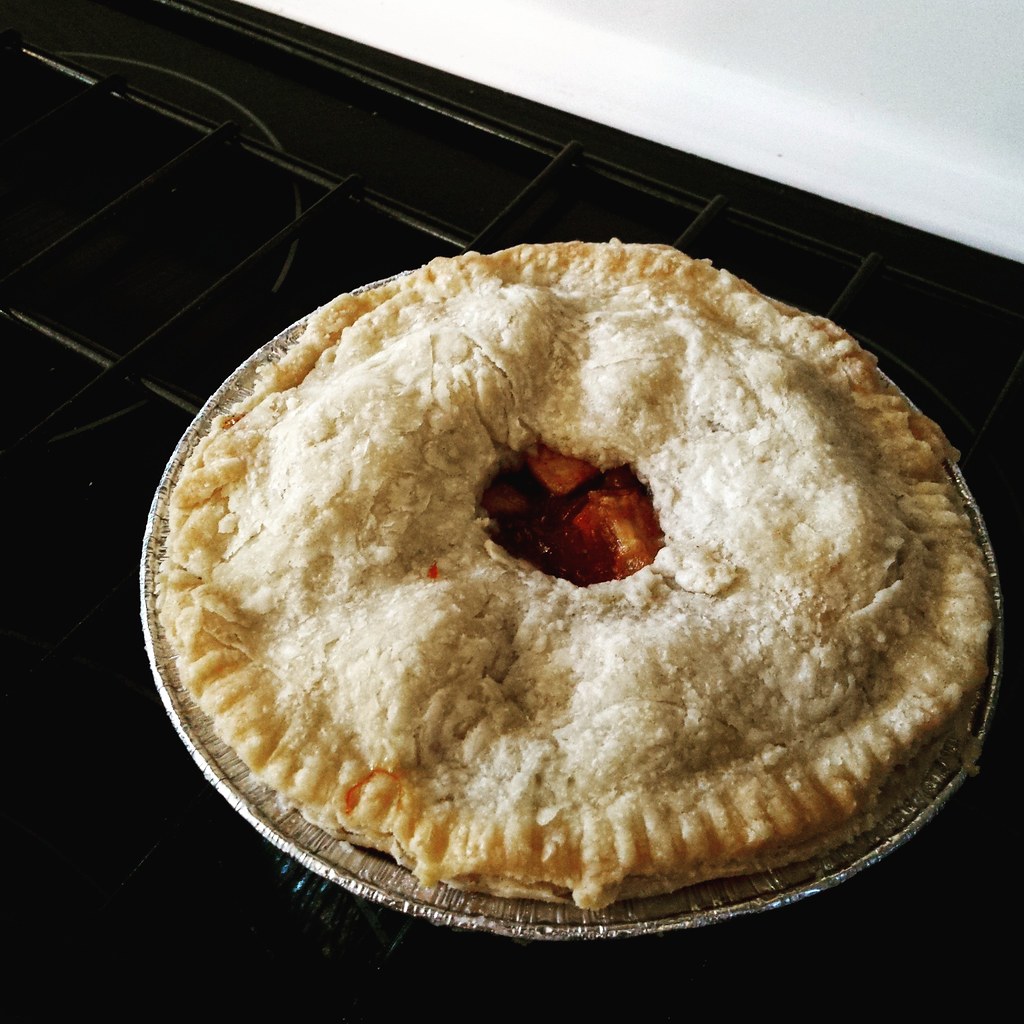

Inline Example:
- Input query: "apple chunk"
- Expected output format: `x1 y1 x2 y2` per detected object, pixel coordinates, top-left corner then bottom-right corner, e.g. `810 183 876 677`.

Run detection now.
526 443 601 495
572 490 664 579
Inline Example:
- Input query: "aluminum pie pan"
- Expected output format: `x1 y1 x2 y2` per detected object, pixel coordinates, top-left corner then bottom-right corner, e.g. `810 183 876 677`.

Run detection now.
140 293 1004 942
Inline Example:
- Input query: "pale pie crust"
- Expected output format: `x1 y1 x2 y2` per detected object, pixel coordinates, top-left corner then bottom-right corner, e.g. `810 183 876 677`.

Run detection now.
157 241 992 909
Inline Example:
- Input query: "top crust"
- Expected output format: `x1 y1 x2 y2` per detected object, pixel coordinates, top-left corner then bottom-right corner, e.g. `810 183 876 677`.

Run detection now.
157 241 992 908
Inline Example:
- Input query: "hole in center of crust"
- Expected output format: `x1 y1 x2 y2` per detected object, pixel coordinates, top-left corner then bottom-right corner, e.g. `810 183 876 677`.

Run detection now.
480 443 664 586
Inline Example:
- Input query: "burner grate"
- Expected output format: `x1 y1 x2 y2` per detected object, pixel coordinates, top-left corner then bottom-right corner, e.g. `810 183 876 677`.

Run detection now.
4 26 1020 460
1 1 1020 990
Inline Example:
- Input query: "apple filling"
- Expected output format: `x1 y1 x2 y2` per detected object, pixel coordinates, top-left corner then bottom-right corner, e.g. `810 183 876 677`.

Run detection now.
481 444 664 586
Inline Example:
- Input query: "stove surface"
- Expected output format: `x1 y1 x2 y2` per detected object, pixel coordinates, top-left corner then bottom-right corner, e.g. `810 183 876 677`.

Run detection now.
2 0 1020 1015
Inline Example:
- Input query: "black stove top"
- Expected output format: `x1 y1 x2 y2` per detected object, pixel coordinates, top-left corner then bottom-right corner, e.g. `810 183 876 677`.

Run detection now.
3 0 1020 1014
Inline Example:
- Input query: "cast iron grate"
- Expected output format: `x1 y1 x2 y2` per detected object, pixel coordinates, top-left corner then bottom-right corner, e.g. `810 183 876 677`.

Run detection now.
1 2 1020 985
3 23 1020 466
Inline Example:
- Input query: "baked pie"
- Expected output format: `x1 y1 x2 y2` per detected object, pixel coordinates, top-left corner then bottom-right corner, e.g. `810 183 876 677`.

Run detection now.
156 241 993 909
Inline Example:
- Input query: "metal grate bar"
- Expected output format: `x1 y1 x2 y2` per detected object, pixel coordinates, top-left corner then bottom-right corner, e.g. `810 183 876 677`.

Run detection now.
0 121 241 289
827 251 884 321
964 349 1023 469
673 193 730 251
3 307 202 415
462 140 584 253
0 72 124 150
2 173 363 460
359 191 468 250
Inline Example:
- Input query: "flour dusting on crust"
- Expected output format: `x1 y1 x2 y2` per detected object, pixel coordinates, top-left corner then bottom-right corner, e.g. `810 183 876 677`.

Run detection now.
157 242 992 909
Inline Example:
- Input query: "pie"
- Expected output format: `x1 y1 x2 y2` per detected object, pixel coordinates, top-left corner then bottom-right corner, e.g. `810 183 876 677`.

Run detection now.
156 241 993 909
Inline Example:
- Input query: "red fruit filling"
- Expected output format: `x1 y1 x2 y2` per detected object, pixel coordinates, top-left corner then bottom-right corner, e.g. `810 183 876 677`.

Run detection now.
481 444 664 586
